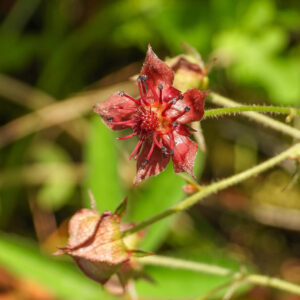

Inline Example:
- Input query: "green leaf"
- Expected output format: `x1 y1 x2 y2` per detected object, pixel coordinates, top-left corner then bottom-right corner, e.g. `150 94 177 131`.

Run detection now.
0 233 115 300
83 116 123 212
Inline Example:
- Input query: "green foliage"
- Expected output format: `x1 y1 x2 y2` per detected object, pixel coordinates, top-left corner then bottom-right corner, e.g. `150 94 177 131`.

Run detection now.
83 116 123 212
0 234 114 300
32 142 76 211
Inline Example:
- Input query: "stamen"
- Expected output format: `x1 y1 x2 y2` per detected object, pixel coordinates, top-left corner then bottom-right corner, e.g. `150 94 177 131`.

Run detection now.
161 98 177 116
158 84 163 104
172 106 190 121
119 91 140 105
129 140 143 160
118 132 137 140
147 80 159 103
137 78 149 105
172 122 179 127
146 142 156 161
168 132 174 154
111 119 135 126
153 132 162 148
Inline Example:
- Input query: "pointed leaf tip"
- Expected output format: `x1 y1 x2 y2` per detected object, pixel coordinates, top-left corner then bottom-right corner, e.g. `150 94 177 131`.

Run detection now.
114 197 128 217
129 249 154 258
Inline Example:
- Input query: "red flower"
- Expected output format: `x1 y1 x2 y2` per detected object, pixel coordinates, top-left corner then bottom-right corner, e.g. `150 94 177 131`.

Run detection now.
94 45 207 184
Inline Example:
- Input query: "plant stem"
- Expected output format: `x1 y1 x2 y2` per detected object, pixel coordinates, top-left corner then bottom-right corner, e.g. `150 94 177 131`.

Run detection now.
138 255 230 275
122 143 300 237
204 106 300 119
208 93 300 140
138 255 300 296
247 274 300 295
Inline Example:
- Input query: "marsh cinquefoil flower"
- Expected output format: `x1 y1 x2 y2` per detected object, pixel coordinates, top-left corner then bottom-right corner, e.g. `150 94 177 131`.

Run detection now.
94 45 207 184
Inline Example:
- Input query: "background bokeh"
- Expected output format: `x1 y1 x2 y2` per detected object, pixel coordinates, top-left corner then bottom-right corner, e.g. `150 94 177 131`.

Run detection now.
0 0 300 299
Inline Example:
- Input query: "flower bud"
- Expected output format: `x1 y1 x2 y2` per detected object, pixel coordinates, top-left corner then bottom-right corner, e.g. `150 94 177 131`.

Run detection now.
54 208 129 284
54 197 149 293
166 44 212 92
182 184 197 194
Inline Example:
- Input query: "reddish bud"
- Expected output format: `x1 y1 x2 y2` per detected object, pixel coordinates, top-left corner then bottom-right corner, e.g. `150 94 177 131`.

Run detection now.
54 198 146 294
182 184 197 194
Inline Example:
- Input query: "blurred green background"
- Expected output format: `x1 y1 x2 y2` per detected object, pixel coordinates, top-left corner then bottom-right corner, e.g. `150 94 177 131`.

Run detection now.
0 0 300 299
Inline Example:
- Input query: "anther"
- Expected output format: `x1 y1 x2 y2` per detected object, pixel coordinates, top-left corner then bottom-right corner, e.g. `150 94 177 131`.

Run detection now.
138 74 148 81
179 93 184 100
161 146 167 153
119 91 125 97
185 106 190 112
169 149 174 156
107 117 114 122
141 159 149 169
158 84 163 90
172 122 178 127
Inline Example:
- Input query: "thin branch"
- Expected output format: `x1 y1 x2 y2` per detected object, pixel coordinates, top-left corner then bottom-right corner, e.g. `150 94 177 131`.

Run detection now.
0 163 85 188
208 93 300 140
0 73 87 142
0 81 136 148
122 143 300 236
138 255 300 296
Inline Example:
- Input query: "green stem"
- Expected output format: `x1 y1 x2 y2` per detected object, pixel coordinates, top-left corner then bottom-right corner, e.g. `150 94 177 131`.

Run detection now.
204 106 300 119
138 255 300 296
122 143 300 237
208 93 300 140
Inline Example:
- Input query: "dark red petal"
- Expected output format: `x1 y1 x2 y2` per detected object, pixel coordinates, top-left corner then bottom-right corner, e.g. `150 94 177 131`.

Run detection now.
93 92 137 130
140 45 174 89
167 89 206 124
134 139 170 184
162 86 181 103
172 132 198 176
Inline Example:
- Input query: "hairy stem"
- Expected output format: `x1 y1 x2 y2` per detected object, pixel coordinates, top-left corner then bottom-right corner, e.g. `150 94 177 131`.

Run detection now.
208 93 300 140
204 106 300 119
138 255 300 296
122 143 300 236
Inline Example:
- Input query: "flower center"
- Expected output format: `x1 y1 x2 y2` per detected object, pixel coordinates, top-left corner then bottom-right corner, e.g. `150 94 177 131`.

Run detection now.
137 109 159 133
111 75 191 164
